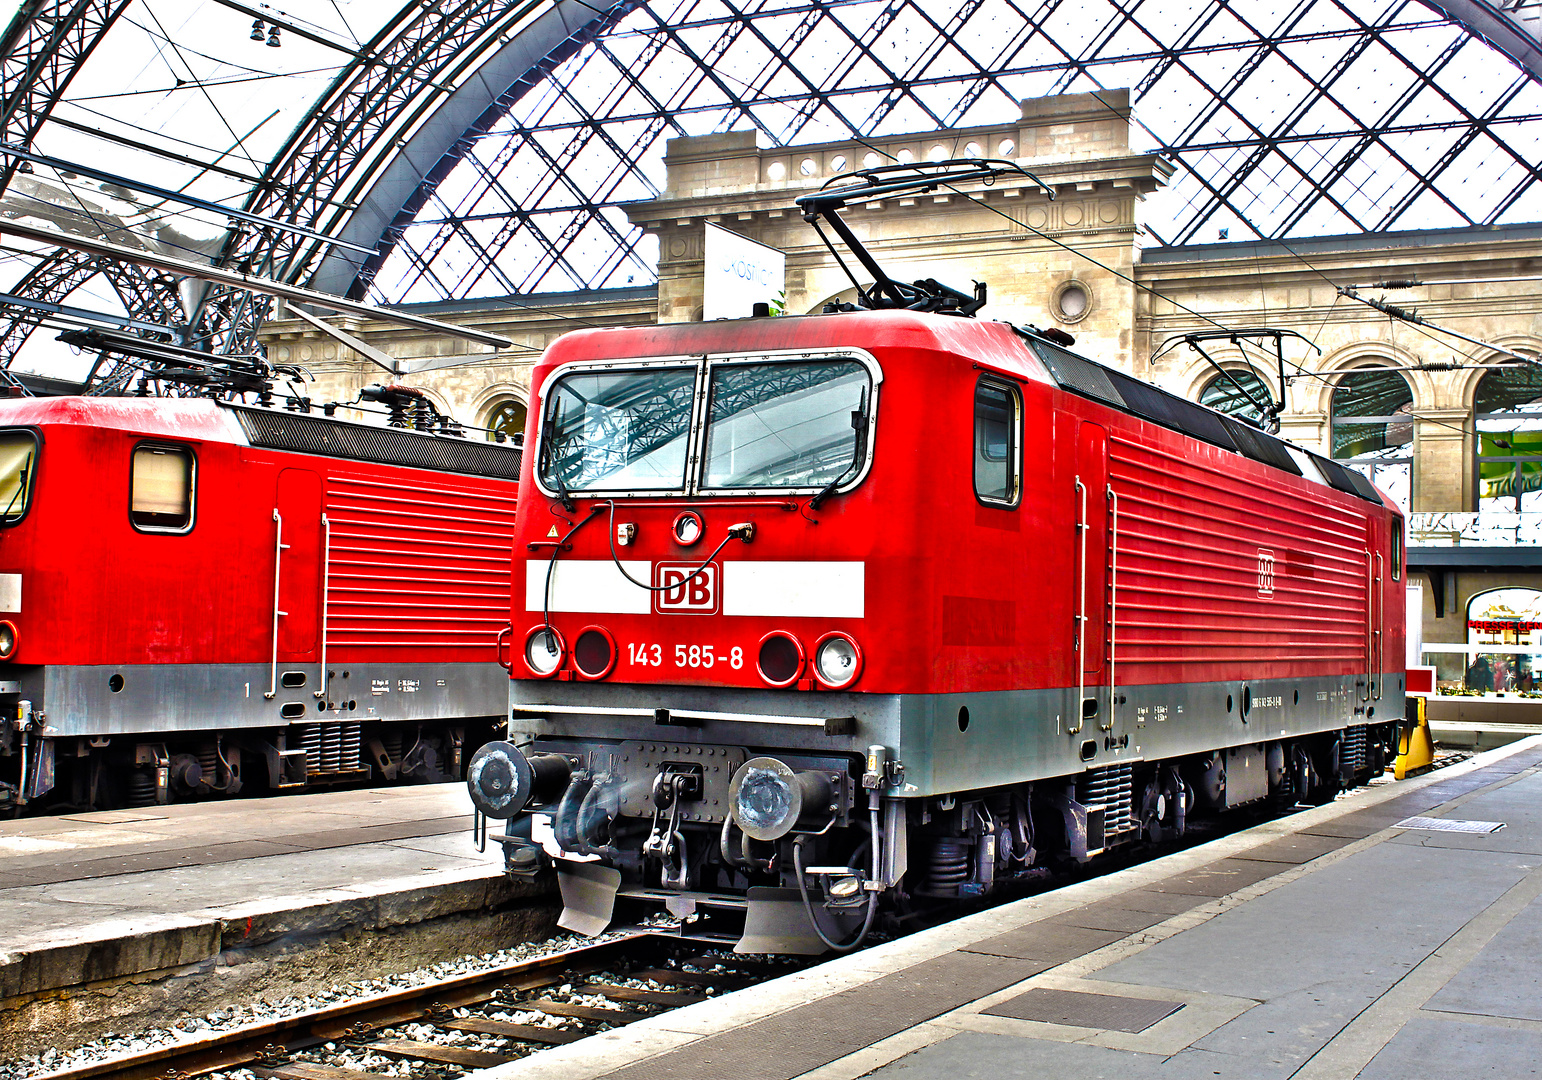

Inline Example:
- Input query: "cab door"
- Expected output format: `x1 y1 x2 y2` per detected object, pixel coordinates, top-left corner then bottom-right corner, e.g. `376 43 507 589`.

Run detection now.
1076 421 1111 731
275 468 322 660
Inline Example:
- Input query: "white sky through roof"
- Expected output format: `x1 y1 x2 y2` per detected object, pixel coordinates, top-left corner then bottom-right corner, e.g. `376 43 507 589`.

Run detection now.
0 0 1538 376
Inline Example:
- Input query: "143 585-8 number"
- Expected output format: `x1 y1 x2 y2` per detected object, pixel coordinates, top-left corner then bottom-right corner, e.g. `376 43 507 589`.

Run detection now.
628 642 743 669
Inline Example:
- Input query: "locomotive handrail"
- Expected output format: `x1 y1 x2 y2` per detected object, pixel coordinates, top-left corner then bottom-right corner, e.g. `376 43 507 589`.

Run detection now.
496 626 513 672
315 513 331 700
1373 551 1384 702
1072 477 1087 735
1106 484 1119 733
264 509 288 701
1362 548 1374 704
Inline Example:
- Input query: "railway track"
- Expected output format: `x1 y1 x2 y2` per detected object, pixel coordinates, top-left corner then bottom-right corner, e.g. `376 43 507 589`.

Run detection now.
34 933 809 1080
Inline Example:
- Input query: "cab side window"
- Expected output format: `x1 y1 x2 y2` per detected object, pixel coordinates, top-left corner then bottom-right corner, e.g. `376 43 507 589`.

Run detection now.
131 444 195 533
0 430 39 525
1391 517 1403 581
974 377 1021 506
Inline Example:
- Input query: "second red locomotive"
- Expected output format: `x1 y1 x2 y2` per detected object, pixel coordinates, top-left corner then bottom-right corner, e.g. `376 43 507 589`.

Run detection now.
0 396 520 810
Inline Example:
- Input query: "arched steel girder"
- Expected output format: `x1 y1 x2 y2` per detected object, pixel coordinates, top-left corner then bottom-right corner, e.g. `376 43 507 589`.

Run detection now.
200 0 639 339
0 0 133 197
3 0 635 377
1417 0 1542 84
3 0 1540 383
242 0 1542 300
0 1 184 376
0 248 184 372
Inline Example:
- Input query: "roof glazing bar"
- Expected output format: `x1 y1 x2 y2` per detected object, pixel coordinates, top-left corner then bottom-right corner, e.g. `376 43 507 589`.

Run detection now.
0 144 378 257
0 217 514 349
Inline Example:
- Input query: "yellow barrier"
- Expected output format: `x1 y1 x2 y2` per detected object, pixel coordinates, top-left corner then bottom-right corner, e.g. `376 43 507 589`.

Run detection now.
1395 695 1436 780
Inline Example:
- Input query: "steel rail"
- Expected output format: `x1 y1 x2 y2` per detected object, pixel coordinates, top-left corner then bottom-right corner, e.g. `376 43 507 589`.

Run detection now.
31 934 656 1080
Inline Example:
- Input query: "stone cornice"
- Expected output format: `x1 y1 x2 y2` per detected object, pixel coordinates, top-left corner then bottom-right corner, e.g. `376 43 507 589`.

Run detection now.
626 153 1172 231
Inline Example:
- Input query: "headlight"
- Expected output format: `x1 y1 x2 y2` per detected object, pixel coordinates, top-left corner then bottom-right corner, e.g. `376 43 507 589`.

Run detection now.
0 620 16 660
728 756 833 840
813 632 862 689
523 626 565 677
756 631 805 688
573 626 616 680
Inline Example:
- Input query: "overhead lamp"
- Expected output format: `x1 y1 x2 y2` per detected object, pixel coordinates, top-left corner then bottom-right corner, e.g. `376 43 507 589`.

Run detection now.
250 18 264 41
267 25 281 47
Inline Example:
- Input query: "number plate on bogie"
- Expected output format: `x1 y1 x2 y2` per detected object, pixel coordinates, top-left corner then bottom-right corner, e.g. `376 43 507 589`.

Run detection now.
612 741 747 824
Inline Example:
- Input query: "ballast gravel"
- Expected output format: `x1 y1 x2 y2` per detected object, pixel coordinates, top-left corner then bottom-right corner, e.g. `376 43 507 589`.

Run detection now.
0 930 640 1080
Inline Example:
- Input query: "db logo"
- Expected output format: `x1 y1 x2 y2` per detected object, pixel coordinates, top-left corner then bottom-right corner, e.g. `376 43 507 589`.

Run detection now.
654 562 720 614
1257 548 1276 598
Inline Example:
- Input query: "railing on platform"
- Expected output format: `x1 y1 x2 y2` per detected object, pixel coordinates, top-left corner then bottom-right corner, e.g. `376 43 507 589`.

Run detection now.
1409 512 1542 546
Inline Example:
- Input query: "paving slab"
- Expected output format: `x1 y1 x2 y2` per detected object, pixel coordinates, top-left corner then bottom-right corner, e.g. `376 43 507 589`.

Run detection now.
1357 1016 1542 1079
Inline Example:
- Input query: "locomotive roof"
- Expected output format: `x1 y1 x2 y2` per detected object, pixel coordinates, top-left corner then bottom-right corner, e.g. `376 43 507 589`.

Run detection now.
0 396 522 481
539 310 1390 510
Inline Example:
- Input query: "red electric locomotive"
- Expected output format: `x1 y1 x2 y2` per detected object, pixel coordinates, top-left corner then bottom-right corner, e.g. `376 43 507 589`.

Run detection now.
0 394 520 811
466 162 1406 952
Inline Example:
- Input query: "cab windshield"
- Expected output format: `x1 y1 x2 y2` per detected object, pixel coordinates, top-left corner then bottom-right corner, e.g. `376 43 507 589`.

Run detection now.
0 431 38 524
538 354 876 496
539 367 696 492
702 360 869 489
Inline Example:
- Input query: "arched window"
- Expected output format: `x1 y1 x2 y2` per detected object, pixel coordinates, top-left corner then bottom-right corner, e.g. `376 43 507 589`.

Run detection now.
1199 369 1273 427
1474 365 1542 512
1331 368 1414 514
1464 587 1542 692
485 398 527 445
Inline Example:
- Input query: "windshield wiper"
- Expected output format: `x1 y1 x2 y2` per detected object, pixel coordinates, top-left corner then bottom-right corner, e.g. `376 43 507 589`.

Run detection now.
538 395 577 513
1 451 31 524
809 389 869 511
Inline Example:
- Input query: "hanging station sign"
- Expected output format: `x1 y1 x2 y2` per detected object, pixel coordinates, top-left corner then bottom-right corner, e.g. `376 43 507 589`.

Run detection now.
703 222 786 322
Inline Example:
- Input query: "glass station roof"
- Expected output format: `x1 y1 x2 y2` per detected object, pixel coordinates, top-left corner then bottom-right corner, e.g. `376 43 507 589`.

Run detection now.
0 0 1538 371
368 0 1542 303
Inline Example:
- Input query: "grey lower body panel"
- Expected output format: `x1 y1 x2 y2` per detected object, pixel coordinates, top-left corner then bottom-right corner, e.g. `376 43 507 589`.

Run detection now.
897 672 1404 796
512 673 1404 797
14 661 508 738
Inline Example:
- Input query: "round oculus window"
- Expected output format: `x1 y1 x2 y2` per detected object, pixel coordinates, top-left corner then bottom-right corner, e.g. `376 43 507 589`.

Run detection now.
1054 280 1092 324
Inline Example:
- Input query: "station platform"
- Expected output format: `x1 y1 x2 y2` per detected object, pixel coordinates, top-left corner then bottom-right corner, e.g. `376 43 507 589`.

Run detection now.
0 785 548 1055
485 736 1542 1080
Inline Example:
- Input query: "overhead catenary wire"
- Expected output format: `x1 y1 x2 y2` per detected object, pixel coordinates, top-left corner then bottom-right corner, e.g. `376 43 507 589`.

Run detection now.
135 6 267 174
63 65 339 101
